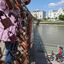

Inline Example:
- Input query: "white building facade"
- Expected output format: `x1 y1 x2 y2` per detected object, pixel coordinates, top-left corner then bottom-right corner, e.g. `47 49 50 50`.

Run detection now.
48 8 64 19
31 10 46 20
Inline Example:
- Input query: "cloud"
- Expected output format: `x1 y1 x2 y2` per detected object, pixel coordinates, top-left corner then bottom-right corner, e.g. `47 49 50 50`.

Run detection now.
57 0 64 5
48 3 56 7
59 0 64 6
48 0 64 7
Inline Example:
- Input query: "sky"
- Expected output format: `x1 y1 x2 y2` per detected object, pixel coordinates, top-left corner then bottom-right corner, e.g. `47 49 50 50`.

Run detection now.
27 0 64 12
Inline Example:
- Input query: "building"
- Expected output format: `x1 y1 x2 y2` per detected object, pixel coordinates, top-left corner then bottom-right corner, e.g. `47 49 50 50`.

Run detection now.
48 8 64 19
31 10 46 20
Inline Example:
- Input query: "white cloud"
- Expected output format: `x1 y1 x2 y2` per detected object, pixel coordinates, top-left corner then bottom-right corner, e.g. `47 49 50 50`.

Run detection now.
48 3 56 7
48 0 64 7
59 0 64 6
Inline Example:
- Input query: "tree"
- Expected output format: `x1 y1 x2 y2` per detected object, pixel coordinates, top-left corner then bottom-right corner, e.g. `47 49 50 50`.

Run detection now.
59 15 64 21
55 17 57 19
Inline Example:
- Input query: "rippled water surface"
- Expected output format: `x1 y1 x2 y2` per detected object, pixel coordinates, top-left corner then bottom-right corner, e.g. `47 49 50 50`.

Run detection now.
34 24 64 53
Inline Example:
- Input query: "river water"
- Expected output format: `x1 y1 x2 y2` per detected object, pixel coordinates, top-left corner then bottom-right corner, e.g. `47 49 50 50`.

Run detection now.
33 24 64 54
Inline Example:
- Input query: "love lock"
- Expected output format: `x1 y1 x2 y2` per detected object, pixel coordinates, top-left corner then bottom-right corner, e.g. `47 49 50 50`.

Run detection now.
23 0 31 5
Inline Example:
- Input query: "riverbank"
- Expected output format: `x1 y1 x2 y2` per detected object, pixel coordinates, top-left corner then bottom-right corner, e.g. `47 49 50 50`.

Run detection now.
40 22 64 24
34 21 64 25
34 19 64 24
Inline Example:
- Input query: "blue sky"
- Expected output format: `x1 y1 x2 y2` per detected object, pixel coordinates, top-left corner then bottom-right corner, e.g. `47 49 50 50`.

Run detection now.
27 0 64 12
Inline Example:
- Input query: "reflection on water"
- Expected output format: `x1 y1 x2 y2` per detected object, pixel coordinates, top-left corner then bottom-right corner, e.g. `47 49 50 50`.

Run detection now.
37 24 64 53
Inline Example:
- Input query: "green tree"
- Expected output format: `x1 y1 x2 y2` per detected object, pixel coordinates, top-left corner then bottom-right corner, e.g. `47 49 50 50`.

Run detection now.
59 15 64 21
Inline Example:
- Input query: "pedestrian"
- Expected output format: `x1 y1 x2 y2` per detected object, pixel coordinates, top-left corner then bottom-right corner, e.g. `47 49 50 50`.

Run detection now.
56 46 63 62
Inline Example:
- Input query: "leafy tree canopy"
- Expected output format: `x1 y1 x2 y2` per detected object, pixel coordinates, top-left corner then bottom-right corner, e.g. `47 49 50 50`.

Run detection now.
59 15 64 21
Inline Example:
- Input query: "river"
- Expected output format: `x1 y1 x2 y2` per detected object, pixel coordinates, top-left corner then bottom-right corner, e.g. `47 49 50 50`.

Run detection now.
33 24 64 54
